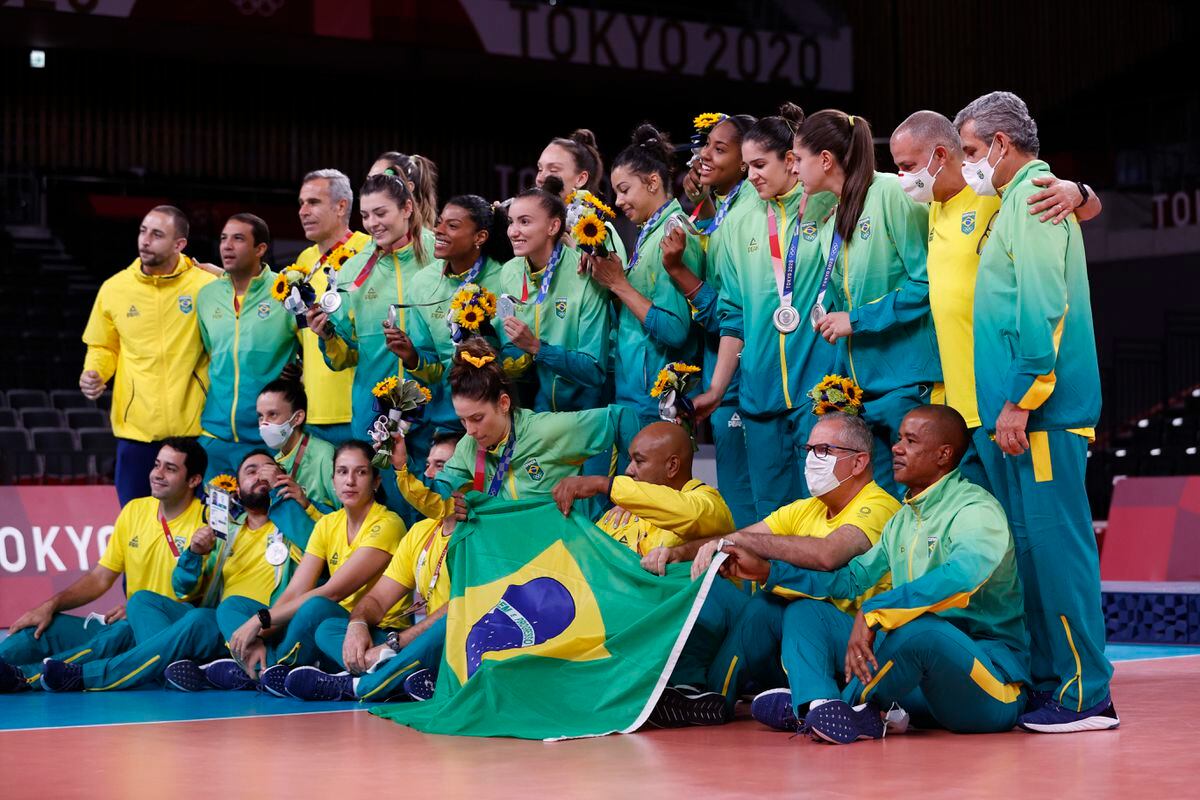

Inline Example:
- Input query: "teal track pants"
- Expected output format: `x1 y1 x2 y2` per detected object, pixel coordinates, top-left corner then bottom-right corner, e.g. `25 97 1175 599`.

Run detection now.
711 405 755 528
1 614 134 685
354 617 447 701
80 607 223 691
977 428 1112 710
669 577 749 690
742 408 813 518
706 591 790 714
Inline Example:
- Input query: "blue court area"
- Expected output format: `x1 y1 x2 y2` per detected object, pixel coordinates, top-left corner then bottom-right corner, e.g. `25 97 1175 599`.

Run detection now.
2 643 1197 733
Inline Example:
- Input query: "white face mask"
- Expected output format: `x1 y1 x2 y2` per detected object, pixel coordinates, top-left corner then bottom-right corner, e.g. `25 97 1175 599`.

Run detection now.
804 449 854 497
898 150 943 203
259 413 299 451
961 137 1002 197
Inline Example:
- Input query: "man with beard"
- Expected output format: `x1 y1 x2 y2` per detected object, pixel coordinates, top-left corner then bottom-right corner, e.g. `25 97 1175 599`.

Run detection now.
81 206 215 504
38 451 305 692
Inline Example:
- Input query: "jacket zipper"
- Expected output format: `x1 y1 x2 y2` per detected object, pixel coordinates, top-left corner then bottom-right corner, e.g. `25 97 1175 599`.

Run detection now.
230 291 242 442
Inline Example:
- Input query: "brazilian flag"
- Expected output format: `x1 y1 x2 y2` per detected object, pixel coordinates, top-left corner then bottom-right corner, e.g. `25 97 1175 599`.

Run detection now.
371 495 725 740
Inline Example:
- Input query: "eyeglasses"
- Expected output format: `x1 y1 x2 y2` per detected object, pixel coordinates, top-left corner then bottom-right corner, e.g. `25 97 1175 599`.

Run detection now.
800 443 865 460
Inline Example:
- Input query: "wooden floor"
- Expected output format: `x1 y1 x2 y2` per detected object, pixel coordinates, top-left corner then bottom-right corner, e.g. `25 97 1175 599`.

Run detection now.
1 652 1195 799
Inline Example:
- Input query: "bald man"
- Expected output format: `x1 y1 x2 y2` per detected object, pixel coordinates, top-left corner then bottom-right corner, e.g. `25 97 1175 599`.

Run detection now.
554 422 743 727
727 405 1031 743
553 422 734 555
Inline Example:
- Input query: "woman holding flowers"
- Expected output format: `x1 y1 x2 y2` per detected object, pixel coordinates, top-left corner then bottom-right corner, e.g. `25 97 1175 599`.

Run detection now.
693 104 841 517
497 176 611 414
586 123 704 429
794 110 937 498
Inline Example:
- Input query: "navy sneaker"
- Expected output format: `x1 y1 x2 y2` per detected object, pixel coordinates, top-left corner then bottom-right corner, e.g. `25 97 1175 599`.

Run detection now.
41 659 83 692
259 664 291 698
284 666 354 701
1024 689 1052 713
0 660 28 694
750 688 800 732
164 660 209 692
402 668 437 702
202 659 257 691
647 686 729 728
806 700 886 744
1018 695 1120 733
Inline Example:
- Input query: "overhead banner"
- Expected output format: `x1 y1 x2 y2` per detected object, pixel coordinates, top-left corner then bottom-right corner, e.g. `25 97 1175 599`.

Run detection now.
459 0 852 91
0 487 124 627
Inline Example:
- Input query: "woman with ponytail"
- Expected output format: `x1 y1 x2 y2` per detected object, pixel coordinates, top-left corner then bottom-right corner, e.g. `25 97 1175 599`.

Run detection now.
794 110 937 498
370 151 440 233
535 129 628 263
403 195 512 438
585 123 703 428
496 176 611 414
306 173 438 519
693 103 840 518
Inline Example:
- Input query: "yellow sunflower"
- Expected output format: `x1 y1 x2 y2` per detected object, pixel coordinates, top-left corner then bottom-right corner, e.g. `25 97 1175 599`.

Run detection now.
671 363 701 374
459 307 483 330
290 261 311 276
693 112 725 130
650 369 671 398
584 195 616 219
372 375 399 398
564 191 578 206
210 474 238 493
477 289 497 316
418 386 433 403
271 273 290 302
573 213 607 248
815 401 839 415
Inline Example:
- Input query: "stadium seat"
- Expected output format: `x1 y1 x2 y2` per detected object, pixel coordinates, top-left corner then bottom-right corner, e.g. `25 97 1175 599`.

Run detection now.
65 408 108 430
0 427 39 483
30 427 86 484
20 407 65 429
49 389 96 411
79 427 117 483
6 389 48 410
0 408 17 428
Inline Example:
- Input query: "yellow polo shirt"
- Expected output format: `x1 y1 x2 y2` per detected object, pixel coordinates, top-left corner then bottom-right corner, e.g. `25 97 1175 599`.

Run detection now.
762 481 899 613
99 497 206 600
927 187 1001 429
305 502 409 626
294 231 371 425
384 518 453 615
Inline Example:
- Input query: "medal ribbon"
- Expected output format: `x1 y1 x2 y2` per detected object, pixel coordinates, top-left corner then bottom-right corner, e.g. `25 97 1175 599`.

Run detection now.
159 514 181 557
522 242 564 304
317 230 355 269
451 254 486 284
696 180 744 235
628 200 674 270
767 205 802 312
288 434 310 479
473 422 517 497
814 231 844 314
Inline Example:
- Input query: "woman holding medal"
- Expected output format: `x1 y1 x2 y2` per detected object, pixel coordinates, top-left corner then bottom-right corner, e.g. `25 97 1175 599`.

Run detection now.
587 123 703 429
496 177 611 414
691 105 840 518
210 441 410 696
794 110 936 498
654 112 758 527
307 172 437 517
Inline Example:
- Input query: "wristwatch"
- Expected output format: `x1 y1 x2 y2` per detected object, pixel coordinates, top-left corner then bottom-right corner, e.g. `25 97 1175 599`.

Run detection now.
257 608 272 629
1074 181 1090 209
386 630 404 653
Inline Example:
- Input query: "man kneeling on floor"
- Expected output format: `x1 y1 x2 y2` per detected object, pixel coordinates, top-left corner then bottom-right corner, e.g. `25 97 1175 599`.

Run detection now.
726 405 1031 743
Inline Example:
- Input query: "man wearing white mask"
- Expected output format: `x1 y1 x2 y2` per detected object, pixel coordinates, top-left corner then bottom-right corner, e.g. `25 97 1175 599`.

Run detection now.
645 411 899 716
951 91 1116 734
889 110 1102 489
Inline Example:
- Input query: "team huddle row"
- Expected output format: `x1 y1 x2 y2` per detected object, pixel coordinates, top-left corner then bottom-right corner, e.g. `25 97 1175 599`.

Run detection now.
3 89 1117 740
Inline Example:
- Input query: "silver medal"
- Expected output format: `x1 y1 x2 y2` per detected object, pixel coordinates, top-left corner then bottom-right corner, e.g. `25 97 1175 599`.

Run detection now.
495 294 516 320
319 290 342 313
386 304 399 328
773 305 800 333
665 213 699 238
265 540 289 567
809 302 828 330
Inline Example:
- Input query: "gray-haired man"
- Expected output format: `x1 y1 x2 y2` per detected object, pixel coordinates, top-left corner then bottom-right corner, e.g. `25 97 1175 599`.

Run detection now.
294 169 371 444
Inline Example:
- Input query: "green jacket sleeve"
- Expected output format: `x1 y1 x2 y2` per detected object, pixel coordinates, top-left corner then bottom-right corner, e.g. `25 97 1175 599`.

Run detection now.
172 548 210 600
268 497 318 552
406 307 445 386
1006 202 1071 410
848 186 931 335
318 304 358 371
860 505 1010 630
764 540 891 603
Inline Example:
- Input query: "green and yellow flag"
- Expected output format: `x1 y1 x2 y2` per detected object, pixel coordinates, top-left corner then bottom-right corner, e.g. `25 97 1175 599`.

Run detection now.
371 494 725 740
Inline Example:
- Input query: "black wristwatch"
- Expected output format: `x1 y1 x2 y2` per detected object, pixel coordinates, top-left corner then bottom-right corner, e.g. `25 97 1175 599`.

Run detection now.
386 630 404 653
257 608 272 629
1075 181 1090 209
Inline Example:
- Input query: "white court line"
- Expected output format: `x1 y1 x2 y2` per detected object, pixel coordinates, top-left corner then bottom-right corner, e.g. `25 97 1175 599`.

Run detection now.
1112 651 1200 664
0 705 370 734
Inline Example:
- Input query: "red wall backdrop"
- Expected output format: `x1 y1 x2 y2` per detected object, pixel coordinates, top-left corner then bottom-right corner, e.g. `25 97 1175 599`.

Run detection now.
1100 477 1200 582
0 487 125 628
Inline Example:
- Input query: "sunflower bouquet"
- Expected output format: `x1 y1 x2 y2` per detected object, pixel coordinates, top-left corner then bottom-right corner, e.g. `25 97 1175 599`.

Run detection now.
565 190 617 257
808 374 865 416
446 282 498 344
651 361 702 429
273 261 319 328
367 376 433 468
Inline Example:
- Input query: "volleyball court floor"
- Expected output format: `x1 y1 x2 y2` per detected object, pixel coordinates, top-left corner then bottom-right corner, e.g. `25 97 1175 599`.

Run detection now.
2 645 1196 799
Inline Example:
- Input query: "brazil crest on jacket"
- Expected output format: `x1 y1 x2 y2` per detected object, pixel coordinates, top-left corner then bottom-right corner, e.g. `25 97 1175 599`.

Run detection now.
371 494 724 740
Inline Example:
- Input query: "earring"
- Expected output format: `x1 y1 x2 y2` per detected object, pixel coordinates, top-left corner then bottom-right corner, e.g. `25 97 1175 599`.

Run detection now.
740 164 748 172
